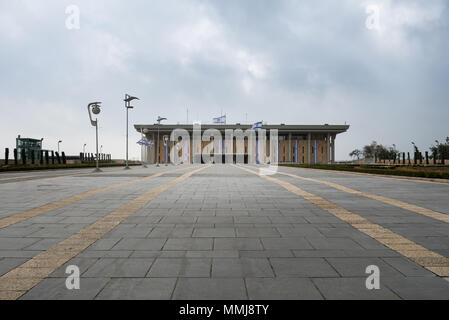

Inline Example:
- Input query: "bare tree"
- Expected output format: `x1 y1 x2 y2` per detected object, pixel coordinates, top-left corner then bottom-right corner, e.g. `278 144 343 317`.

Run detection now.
349 149 363 160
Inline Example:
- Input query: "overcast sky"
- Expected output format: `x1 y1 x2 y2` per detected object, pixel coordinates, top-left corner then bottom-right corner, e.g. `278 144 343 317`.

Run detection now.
1 0 448 160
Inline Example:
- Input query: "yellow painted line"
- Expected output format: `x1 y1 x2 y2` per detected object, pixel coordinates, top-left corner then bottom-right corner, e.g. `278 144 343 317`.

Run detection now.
235 165 449 281
0 165 209 300
0 166 192 230
272 169 449 224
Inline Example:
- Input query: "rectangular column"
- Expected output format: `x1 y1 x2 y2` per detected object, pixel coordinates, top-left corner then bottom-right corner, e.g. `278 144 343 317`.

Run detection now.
327 133 331 164
332 135 336 163
307 133 311 164
288 133 292 163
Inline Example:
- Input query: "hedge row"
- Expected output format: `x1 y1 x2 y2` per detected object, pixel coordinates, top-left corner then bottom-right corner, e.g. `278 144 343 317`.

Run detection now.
0 163 141 172
280 164 449 180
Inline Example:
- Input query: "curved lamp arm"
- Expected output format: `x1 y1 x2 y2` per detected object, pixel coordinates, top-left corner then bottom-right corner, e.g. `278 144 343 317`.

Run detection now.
87 102 101 127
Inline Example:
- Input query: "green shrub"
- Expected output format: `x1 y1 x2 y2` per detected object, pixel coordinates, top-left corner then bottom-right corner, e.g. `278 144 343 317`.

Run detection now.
280 164 449 180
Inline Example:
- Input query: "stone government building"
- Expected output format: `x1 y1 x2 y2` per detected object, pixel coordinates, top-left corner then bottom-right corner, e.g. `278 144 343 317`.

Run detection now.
134 124 349 165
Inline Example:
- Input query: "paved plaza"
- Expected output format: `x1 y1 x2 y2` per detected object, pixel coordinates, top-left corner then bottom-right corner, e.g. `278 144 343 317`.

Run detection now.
0 164 448 300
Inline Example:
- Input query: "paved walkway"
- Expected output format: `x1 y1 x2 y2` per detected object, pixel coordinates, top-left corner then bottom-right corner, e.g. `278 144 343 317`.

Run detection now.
0 164 448 300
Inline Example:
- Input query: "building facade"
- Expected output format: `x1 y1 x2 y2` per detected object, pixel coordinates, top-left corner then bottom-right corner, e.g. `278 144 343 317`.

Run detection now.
16 135 44 160
134 124 349 165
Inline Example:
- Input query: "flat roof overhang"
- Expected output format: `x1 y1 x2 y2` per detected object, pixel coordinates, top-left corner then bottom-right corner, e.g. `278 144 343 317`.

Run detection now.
134 124 350 135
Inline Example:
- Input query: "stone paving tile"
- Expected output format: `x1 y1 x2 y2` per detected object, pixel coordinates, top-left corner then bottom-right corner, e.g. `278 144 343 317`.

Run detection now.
86 239 121 251
212 258 274 278
306 237 365 250
261 238 313 250
325 257 404 277
186 250 239 258
49 257 100 278
312 278 400 300
23 238 65 251
236 227 280 238
163 238 213 251
172 278 248 300
240 250 294 258
382 276 449 299
0 238 40 250
214 238 263 250
382 257 437 277
246 278 323 300
0 250 42 259
78 250 133 258
83 258 154 278
192 228 236 238
0 258 28 276
112 238 167 251
96 278 177 300
20 277 110 300
147 258 211 278
276 226 323 238
270 258 339 277
147 227 194 238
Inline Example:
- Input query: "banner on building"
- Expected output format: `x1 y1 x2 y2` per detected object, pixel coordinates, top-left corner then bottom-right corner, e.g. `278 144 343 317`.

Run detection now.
294 140 298 163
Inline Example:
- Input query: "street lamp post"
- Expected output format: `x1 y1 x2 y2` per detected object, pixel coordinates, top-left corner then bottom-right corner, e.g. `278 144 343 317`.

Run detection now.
58 140 62 154
156 116 167 167
124 94 139 170
87 102 102 172
83 143 87 153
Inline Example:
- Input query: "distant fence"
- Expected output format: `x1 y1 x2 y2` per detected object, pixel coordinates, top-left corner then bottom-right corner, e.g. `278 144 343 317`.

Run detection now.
0 148 112 166
361 151 448 166
79 152 112 164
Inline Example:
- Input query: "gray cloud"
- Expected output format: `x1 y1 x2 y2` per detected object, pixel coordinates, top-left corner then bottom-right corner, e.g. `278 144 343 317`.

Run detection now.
0 0 448 160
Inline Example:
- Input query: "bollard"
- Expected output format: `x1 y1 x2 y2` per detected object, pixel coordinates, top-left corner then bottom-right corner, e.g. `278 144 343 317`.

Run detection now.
5 148 9 166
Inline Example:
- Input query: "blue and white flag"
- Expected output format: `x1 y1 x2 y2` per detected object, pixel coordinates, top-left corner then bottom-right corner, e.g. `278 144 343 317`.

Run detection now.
213 115 226 124
252 121 263 130
137 139 154 147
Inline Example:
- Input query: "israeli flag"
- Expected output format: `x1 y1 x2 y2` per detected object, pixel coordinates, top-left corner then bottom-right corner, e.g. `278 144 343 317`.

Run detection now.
252 121 263 130
137 139 154 147
213 115 226 124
